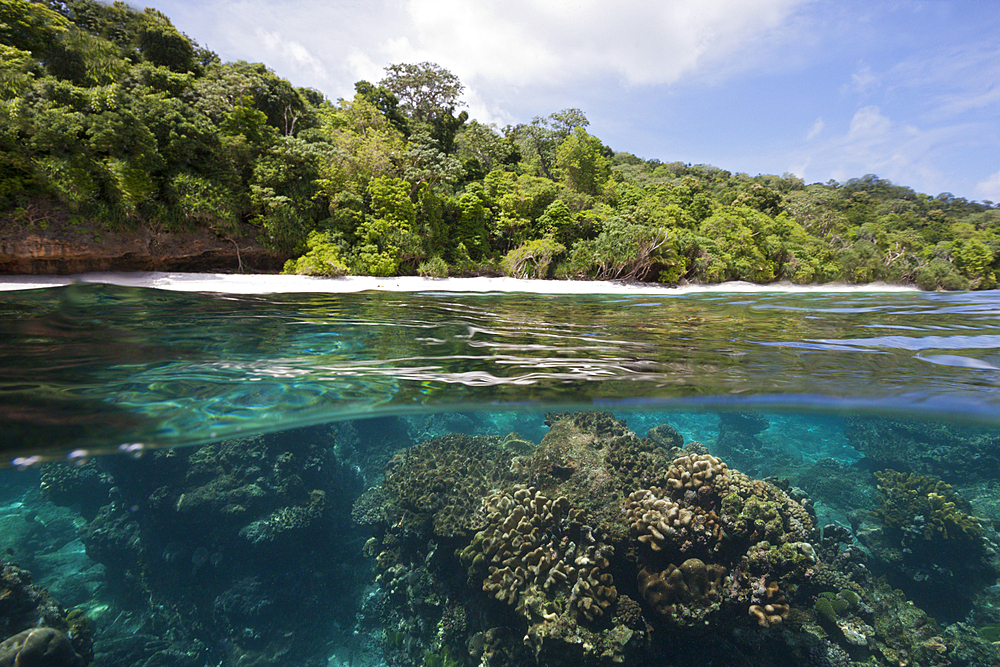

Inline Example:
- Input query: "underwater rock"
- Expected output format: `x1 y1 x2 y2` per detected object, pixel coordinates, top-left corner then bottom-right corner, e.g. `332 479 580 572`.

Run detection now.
0 627 82 667
646 423 684 450
0 561 91 665
0 561 67 640
39 461 112 521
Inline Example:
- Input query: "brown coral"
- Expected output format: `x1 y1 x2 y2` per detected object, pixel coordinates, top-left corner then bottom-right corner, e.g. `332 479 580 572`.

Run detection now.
624 488 722 555
637 558 728 626
664 454 728 493
460 486 617 624
748 581 789 627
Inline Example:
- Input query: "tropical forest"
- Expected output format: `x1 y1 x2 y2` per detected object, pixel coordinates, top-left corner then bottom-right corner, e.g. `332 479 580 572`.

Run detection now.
2 0 999 289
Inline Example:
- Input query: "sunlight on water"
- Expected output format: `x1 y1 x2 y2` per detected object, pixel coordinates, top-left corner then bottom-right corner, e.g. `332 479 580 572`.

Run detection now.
2 283 1000 460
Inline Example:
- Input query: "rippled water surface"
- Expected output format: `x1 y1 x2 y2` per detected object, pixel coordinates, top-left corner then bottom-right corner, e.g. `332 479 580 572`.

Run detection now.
2 282 1000 460
5 279 1000 667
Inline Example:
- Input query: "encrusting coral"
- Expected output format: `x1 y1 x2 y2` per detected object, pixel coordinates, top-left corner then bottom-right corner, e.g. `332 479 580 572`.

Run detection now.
380 433 527 537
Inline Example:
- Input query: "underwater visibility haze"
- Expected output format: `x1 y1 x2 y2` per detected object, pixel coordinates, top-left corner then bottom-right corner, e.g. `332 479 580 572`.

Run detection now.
2 279 1000 667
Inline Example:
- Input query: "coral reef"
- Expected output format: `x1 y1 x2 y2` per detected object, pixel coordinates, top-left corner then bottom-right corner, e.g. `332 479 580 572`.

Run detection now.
33 424 367 667
857 469 999 622
846 417 1000 483
872 470 982 540
380 433 528 537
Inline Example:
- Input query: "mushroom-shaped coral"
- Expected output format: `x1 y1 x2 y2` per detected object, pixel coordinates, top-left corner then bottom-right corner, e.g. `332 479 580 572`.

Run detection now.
624 488 722 555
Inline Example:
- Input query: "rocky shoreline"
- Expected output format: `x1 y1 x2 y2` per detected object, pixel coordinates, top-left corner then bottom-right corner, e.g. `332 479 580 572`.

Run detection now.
0 213 287 275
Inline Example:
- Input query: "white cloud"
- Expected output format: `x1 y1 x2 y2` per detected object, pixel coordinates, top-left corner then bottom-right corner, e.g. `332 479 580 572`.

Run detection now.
158 0 812 113
881 40 1000 121
849 63 879 95
975 171 1000 203
848 105 892 138
806 117 824 140
256 30 328 81
786 105 981 193
397 0 810 89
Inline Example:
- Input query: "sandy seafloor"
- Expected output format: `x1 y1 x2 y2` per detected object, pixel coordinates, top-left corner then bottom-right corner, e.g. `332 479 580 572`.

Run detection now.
0 271 921 294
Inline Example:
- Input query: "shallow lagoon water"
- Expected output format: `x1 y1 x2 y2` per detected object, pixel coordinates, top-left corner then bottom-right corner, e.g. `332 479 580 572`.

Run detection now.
2 275 1000 667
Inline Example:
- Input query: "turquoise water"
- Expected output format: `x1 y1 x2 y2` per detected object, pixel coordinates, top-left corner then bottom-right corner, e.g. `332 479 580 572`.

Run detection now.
2 283 1000 666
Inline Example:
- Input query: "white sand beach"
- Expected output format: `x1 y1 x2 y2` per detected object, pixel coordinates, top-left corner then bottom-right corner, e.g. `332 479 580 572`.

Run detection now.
0 272 921 294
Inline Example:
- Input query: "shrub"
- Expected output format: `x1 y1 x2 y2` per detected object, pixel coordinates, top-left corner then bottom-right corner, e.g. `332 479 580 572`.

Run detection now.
283 231 349 276
417 256 449 278
501 237 565 279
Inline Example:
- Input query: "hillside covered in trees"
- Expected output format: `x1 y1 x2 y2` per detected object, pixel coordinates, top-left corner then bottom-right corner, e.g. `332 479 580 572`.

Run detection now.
2 0 999 289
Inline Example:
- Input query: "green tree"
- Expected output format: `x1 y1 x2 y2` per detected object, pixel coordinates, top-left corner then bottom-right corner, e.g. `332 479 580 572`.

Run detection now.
317 94 405 194
555 127 610 196
349 176 419 276
137 8 195 72
456 120 518 174
567 218 686 283
512 108 588 181
454 183 490 260
378 61 464 124
250 136 331 252
502 237 565 279
401 130 463 197
283 230 349 276
954 237 995 287
354 79 408 134
699 206 781 282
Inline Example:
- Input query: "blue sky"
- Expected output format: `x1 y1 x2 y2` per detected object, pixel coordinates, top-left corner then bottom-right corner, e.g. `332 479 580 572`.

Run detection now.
152 0 999 202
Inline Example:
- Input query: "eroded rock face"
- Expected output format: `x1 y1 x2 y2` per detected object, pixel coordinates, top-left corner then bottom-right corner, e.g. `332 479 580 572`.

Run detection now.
0 221 286 274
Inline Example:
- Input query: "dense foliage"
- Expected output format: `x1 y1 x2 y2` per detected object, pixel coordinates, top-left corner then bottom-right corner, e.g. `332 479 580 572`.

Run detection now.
3 0 999 288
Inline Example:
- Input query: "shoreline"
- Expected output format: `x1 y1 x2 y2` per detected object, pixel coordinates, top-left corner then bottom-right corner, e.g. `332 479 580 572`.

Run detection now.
0 271 921 294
